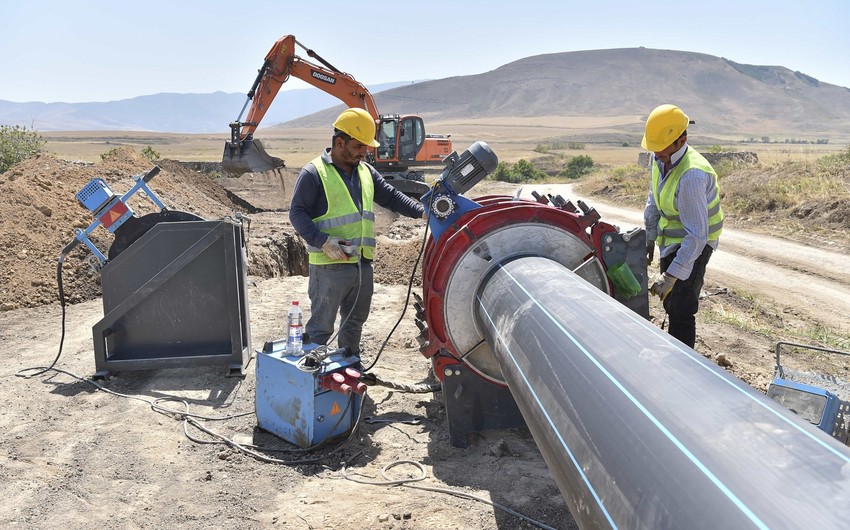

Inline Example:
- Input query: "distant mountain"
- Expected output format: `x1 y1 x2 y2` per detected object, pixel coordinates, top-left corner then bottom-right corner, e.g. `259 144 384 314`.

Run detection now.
286 48 850 137
0 82 412 133
3 48 850 137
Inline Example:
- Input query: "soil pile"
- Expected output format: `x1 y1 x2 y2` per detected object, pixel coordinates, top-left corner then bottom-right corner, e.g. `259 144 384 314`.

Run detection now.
0 149 250 311
0 150 427 312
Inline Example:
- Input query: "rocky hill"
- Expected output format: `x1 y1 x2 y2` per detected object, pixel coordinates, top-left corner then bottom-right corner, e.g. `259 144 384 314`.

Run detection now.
285 48 850 137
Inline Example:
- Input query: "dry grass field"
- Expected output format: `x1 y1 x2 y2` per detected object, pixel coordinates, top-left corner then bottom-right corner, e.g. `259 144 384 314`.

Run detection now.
43 115 849 171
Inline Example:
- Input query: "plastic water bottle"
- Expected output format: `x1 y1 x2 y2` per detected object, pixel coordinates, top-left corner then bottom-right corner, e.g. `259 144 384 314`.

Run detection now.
286 300 303 356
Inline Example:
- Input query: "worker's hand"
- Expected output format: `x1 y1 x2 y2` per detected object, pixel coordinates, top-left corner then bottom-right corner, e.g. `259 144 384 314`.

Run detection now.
645 241 655 266
321 237 348 261
649 272 677 301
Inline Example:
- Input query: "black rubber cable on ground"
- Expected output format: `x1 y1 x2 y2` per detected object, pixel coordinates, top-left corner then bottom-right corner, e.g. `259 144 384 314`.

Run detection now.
341 458 556 530
20 364 366 465
16 259 68 379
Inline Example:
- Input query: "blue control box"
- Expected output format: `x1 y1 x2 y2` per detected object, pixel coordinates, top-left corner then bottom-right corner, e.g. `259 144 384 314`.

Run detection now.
255 343 361 448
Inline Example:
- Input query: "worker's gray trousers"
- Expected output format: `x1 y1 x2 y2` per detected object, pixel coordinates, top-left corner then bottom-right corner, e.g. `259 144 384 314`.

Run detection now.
305 261 373 354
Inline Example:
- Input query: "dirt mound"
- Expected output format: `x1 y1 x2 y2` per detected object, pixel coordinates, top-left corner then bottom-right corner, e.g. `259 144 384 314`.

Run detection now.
0 149 252 311
0 150 428 312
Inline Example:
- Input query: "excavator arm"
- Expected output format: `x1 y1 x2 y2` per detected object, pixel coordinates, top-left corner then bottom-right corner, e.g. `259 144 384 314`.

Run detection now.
223 35 380 174
243 35 379 137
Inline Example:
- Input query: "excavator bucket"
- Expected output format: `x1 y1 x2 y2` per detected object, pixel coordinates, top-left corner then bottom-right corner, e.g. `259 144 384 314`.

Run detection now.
222 138 285 175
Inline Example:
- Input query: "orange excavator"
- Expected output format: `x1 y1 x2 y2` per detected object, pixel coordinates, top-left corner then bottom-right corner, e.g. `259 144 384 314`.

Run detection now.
222 35 453 196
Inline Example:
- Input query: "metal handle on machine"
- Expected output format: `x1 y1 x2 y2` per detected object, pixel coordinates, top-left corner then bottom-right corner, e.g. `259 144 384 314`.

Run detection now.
128 167 167 210
774 341 850 378
60 238 80 258
142 166 161 183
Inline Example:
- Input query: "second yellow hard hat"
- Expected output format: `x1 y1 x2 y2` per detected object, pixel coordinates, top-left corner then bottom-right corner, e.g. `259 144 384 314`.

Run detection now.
641 104 690 152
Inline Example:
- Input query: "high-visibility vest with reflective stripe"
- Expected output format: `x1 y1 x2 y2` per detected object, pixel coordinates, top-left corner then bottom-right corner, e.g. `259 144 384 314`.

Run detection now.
307 157 376 265
651 148 724 247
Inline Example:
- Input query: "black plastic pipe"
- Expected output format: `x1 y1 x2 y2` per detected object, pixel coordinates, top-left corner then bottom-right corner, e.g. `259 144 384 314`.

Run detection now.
476 256 850 529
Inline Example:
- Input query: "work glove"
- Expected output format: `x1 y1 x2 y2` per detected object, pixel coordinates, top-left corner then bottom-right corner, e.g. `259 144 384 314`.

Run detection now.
645 241 655 266
321 236 348 261
649 272 677 301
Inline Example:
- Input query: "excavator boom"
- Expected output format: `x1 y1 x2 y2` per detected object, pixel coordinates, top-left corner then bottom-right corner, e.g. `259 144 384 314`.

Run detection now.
222 34 451 191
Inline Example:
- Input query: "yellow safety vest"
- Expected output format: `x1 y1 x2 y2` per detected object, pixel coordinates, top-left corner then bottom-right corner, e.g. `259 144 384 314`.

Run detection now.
307 156 376 265
651 148 724 247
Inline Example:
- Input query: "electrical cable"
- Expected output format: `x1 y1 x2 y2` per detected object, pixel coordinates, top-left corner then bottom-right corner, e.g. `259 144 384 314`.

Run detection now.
16 257 69 379
18 363 366 465
359 372 441 393
340 459 556 530
175 391 364 465
364 184 437 373
27 352 553 527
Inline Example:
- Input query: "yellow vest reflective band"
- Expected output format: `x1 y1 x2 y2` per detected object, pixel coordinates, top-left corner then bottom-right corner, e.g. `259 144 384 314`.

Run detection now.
651 148 724 247
307 156 376 265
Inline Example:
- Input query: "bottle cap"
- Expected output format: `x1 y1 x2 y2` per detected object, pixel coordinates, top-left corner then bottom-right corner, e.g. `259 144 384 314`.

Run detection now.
292 300 299 305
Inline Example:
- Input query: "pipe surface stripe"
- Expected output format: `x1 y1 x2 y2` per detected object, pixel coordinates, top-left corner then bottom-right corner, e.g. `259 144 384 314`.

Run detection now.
484 263 770 530
476 300 618 529
590 270 850 463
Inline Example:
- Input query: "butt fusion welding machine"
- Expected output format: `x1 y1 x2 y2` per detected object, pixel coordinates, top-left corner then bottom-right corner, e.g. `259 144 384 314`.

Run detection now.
255 141 649 448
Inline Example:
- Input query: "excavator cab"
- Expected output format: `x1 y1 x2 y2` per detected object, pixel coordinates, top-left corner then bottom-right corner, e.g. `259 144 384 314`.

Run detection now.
376 119 396 161
376 115 425 162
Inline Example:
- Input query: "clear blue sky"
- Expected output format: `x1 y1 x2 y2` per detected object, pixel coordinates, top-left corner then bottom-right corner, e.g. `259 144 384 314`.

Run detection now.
1 0 848 103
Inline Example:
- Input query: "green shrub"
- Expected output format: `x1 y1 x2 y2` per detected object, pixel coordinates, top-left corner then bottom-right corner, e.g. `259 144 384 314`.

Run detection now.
101 147 123 161
558 155 595 179
818 145 850 170
488 159 547 183
489 162 513 182
512 159 546 181
141 146 161 161
0 125 45 172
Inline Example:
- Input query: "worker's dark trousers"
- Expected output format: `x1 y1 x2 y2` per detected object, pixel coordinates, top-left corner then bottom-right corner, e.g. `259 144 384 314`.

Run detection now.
660 245 713 348
306 261 373 354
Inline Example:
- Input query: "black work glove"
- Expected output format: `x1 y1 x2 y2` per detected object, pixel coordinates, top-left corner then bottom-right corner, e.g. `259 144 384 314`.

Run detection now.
645 241 655 266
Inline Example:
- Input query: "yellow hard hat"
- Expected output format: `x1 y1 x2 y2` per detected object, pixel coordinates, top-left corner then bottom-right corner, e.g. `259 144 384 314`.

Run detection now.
333 108 380 147
641 104 690 152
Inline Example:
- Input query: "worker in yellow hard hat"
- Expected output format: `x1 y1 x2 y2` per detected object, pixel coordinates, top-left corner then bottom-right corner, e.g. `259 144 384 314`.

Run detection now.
643 104 724 348
289 107 427 354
